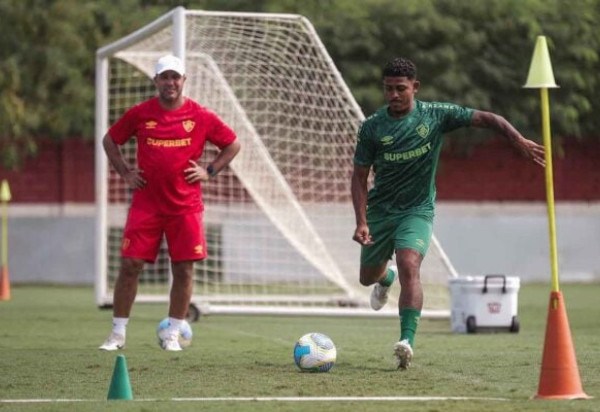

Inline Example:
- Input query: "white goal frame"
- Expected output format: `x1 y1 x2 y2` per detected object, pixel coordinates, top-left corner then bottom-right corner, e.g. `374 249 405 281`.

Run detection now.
95 7 457 318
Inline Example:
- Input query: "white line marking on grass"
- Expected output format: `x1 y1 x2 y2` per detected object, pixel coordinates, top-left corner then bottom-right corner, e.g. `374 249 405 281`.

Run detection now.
173 396 509 402
1 396 508 403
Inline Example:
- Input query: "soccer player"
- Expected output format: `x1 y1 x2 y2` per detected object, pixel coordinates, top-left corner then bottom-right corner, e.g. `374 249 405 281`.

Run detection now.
99 55 241 351
351 57 544 368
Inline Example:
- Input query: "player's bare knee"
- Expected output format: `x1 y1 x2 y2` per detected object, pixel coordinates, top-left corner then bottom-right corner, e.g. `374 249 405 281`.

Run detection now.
395 264 421 289
171 261 194 278
396 250 422 275
120 258 144 279
359 269 376 286
359 275 375 287
359 266 386 286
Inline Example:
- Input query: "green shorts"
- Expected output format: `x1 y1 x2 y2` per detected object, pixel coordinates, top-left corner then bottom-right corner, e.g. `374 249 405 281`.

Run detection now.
360 212 433 267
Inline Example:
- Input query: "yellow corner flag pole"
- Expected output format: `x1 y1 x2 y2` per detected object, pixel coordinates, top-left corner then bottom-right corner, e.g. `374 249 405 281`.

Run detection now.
524 36 590 400
523 35 560 292
0 179 11 301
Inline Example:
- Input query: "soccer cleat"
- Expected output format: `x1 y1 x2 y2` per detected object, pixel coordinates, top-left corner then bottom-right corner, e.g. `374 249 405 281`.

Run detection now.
99 332 125 351
370 265 397 310
394 339 413 370
161 335 183 351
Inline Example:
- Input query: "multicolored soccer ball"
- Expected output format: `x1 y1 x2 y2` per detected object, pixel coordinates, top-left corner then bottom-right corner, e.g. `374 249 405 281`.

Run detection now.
156 318 193 349
293 332 336 372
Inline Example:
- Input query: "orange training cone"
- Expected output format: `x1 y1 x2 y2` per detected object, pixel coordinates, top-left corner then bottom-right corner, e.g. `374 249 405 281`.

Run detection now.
535 291 590 399
0 265 9 301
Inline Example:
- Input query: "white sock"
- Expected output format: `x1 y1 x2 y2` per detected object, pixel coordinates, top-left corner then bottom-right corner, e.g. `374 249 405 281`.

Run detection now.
112 317 129 336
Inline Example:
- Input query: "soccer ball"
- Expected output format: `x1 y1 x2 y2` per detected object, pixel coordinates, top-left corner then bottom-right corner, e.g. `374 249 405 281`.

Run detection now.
293 332 336 372
156 318 193 349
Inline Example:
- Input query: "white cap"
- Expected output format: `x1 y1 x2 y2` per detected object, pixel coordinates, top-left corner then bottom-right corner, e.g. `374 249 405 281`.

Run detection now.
155 55 185 76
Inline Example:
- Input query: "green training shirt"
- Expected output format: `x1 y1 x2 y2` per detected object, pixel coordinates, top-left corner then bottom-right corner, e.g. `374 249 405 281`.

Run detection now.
354 100 474 217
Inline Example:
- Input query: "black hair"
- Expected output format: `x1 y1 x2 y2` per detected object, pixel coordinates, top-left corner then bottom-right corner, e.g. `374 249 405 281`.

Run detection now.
382 57 417 79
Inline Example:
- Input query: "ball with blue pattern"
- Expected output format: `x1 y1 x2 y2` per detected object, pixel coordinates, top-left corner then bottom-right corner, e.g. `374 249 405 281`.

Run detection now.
293 332 336 372
156 318 193 349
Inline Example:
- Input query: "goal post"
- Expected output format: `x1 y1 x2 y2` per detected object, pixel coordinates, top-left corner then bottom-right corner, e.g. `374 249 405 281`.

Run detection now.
95 7 457 317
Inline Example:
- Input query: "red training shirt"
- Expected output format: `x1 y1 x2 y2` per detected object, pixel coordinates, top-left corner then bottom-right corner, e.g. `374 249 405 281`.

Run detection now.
108 97 237 215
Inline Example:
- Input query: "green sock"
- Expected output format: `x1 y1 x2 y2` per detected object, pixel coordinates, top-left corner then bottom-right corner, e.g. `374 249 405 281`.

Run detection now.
399 308 421 347
378 267 395 287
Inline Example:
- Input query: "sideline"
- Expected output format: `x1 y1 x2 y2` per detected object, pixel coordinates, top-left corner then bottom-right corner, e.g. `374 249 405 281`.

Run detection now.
2 395 509 403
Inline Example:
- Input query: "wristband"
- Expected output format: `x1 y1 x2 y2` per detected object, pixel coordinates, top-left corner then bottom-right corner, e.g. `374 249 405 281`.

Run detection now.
206 164 218 177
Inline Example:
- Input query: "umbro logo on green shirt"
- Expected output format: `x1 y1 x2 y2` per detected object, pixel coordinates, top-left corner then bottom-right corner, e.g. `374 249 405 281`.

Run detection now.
380 135 394 146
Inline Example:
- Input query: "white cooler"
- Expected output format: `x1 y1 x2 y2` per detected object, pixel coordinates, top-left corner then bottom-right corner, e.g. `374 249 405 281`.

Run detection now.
449 275 520 333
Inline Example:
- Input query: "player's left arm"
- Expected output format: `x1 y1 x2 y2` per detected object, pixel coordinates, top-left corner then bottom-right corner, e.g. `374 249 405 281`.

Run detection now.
205 139 241 178
185 139 241 183
471 110 545 167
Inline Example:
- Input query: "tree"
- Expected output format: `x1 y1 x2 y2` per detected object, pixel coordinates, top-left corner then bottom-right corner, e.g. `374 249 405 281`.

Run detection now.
0 0 166 168
1 0 599 168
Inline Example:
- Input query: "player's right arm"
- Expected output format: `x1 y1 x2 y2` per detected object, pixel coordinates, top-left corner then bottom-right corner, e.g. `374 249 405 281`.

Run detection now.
351 164 373 245
352 119 377 246
102 133 146 189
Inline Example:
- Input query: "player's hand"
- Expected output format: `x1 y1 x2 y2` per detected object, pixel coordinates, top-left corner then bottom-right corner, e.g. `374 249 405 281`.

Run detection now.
518 138 545 167
353 224 374 246
124 168 146 189
184 159 210 183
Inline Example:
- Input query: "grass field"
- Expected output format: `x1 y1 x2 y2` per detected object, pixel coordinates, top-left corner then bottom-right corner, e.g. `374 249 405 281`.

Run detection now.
0 283 598 411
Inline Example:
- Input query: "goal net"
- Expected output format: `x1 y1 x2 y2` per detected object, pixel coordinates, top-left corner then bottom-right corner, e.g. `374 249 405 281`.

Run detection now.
95 7 457 317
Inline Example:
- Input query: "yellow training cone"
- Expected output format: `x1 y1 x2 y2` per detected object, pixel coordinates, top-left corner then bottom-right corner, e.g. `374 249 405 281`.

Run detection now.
524 36 559 88
0 180 10 203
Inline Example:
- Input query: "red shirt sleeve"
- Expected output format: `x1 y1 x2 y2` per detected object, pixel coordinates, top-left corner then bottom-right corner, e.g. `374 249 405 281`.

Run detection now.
108 105 141 145
204 110 237 149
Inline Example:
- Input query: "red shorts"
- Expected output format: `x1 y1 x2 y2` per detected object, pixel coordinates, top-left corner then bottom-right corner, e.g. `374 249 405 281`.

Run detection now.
121 208 207 262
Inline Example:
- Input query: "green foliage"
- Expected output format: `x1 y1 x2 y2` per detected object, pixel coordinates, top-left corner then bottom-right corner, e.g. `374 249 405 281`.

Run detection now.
0 0 165 168
1 0 600 167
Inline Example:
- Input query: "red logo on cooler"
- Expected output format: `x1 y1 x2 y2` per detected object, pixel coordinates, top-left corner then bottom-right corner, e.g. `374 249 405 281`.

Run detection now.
488 302 501 314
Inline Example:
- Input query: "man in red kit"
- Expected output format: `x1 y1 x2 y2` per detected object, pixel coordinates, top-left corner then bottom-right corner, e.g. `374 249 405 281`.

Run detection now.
99 55 241 351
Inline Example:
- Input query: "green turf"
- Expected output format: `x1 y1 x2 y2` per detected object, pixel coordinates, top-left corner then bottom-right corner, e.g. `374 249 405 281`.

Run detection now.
0 283 598 411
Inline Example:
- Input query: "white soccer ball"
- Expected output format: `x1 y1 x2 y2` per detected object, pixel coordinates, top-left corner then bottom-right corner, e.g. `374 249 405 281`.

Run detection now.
156 318 193 349
293 332 336 372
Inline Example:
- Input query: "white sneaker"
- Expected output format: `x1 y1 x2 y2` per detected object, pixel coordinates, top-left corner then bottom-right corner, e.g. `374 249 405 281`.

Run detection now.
161 335 182 351
370 265 397 310
99 332 125 351
394 339 413 370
